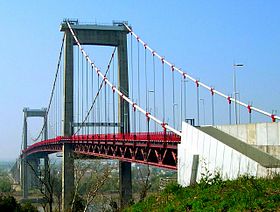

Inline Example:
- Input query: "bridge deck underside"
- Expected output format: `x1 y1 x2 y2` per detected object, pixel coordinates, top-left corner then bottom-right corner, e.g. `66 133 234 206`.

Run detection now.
23 132 180 170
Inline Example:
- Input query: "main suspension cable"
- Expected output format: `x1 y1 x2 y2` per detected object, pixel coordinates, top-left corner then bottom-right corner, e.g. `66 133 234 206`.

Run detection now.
32 34 65 141
124 23 279 122
66 21 181 136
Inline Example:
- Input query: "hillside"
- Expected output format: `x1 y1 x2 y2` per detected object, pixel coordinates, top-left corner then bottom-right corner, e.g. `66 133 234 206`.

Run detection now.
124 174 280 211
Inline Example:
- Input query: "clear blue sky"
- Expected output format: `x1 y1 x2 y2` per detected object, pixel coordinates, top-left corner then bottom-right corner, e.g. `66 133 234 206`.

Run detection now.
0 1 279 160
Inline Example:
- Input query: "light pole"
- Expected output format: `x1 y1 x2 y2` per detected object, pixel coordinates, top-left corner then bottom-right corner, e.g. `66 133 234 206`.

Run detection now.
235 92 241 124
200 98 205 125
233 63 244 124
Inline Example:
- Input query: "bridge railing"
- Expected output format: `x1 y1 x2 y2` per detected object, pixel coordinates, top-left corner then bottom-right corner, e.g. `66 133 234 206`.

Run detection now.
22 131 181 155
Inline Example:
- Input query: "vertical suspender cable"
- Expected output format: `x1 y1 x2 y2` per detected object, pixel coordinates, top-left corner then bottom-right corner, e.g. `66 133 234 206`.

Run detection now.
196 81 200 126
153 54 156 132
56 61 58 137
100 73 103 134
91 66 95 135
86 60 89 136
81 54 84 135
172 67 175 128
229 95 232 124
113 56 116 136
184 78 187 123
108 64 111 134
105 77 107 136
162 59 165 123
98 75 101 135
59 65 62 135
130 33 134 133
55 76 57 136
58 58 61 135
180 79 183 128
144 46 148 131
77 47 80 134
211 89 215 125
67 22 181 136
137 40 141 132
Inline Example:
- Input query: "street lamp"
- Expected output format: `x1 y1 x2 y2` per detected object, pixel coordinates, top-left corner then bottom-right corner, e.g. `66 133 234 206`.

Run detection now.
233 63 244 124
200 98 205 125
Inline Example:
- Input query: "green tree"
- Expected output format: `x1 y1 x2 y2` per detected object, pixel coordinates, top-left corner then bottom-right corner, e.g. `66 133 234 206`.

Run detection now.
71 159 112 212
0 195 21 211
21 202 38 212
0 176 12 193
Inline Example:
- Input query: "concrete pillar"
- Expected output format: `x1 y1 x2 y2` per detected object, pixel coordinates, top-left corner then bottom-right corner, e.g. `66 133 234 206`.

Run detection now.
44 156 50 186
62 30 74 212
118 31 132 207
44 114 48 140
22 114 28 199
190 155 199 185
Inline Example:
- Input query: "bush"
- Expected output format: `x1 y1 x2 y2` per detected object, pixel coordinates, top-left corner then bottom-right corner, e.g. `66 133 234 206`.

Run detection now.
0 194 38 212
21 202 38 212
0 176 12 193
0 195 21 211
125 175 280 212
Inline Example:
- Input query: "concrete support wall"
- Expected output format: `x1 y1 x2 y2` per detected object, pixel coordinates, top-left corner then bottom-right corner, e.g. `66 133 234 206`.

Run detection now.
215 123 280 159
178 122 280 187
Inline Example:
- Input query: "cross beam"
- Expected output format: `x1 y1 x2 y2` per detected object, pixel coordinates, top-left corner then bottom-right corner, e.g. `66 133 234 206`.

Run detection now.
72 122 121 127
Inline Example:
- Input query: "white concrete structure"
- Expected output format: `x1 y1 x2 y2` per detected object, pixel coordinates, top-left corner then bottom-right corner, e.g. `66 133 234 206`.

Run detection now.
178 122 280 187
215 123 280 159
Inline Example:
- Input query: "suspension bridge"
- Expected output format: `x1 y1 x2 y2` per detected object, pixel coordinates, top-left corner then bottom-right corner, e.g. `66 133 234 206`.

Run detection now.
11 20 280 210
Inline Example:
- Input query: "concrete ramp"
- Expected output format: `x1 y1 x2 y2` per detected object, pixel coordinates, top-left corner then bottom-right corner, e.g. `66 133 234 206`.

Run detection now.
178 122 280 187
199 126 280 168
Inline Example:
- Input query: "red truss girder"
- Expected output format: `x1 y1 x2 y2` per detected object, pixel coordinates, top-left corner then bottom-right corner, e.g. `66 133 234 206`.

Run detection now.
23 132 181 170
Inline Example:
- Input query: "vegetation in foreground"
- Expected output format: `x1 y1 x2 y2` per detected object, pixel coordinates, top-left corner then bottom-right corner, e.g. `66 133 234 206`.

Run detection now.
124 174 280 212
0 194 38 212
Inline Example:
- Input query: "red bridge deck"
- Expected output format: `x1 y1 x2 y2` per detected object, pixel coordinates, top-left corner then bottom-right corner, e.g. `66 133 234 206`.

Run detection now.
23 132 181 170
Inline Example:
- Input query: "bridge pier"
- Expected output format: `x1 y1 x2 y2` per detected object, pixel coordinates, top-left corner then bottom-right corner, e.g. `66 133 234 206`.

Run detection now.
60 21 132 209
61 29 75 211
119 162 132 206
21 157 40 199
43 156 49 182
118 30 132 208
21 157 28 199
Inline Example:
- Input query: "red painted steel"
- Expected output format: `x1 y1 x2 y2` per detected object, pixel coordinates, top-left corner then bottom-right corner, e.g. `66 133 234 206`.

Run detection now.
22 132 181 170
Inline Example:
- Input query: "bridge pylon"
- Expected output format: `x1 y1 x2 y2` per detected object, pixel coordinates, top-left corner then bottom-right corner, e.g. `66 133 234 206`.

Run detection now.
21 107 48 199
60 20 132 210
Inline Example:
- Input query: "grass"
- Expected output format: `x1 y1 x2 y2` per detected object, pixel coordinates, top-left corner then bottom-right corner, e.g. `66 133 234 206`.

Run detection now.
124 174 280 212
